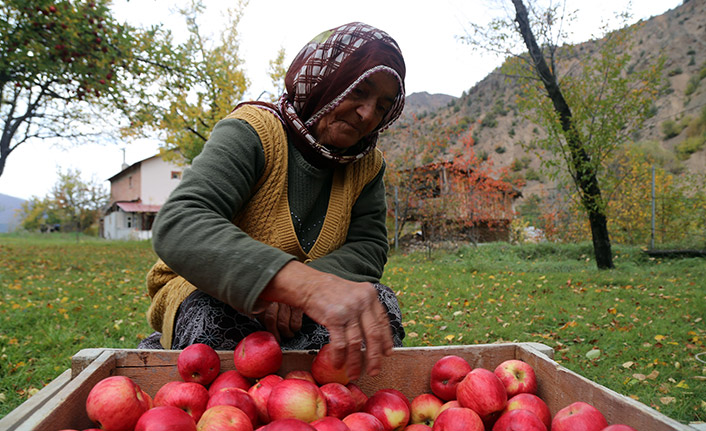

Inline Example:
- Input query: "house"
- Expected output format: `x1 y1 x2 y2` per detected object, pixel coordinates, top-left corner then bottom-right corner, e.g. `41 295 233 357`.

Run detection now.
102 153 183 240
399 160 522 242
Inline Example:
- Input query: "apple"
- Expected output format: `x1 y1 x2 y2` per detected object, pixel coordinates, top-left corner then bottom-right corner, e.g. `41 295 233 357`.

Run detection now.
502 393 551 430
410 393 443 426
404 425 432 431
178 343 221 386
207 387 259 426
456 368 507 418
263 418 317 430
155 381 209 423
431 407 484 431
234 331 283 378
85 376 151 431
286 370 317 383
551 401 608 431
601 425 638 431
346 383 368 411
197 405 254 431
492 409 547 431
363 390 410 431
312 343 350 385
320 382 357 419
249 374 284 424
429 355 472 401
209 370 252 396
342 412 385 431
267 377 327 423
438 401 460 415
311 416 352 431
494 360 537 397
379 388 412 412
154 381 183 406
135 405 197 431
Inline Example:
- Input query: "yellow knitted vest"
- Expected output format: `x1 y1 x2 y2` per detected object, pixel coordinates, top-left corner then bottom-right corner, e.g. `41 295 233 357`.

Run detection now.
145 105 383 348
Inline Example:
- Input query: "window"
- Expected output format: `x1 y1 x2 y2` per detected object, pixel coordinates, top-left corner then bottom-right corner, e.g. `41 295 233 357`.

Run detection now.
128 175 133 188
126 216 132 228
171 171 182 180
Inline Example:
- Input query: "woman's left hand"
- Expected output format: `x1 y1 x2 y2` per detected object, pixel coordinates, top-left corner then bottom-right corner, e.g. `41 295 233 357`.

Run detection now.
258 302 304 342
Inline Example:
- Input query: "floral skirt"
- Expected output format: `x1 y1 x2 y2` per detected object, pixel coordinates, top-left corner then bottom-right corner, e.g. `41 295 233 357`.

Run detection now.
138 283 405 350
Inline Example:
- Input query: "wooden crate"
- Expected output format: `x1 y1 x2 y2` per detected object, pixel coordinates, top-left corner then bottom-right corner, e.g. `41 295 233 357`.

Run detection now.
0 343 693 431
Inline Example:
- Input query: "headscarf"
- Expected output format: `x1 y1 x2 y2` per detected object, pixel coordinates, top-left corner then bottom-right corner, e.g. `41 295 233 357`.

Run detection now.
246 22 406 167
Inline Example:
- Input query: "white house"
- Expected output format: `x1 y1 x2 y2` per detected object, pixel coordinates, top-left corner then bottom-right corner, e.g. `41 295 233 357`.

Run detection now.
102 154 183 240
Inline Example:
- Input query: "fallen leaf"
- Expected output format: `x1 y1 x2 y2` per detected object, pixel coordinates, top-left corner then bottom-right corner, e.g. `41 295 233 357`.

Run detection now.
675 380 689 389
633 373 646 381
586 349 601 360
622 361 634 368
654 334 666 341
445 334 455 341
408 332 418 338
660 397 676 405
646 370 660 380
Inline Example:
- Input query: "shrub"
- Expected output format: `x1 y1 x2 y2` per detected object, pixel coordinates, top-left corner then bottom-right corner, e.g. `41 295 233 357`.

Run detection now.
675 135 706 160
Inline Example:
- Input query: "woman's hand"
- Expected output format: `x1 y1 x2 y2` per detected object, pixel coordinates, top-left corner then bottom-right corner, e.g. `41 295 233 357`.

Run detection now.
259 261 393 380
257 303 304 342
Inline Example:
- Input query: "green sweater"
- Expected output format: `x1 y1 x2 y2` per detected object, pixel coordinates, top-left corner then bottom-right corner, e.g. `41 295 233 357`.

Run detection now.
151 116 390 315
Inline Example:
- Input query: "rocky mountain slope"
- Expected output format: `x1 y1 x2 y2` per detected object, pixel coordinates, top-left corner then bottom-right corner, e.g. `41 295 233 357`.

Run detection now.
379 0 706 202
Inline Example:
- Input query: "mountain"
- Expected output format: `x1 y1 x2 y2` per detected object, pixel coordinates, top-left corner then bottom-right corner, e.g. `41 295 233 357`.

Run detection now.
0 193 25 233
379 0 706 201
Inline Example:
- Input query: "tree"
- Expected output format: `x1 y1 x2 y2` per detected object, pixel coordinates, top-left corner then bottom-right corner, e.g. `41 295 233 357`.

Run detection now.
463 0 663 268
0 0 177 178
125 0 251 164
19 168 109 234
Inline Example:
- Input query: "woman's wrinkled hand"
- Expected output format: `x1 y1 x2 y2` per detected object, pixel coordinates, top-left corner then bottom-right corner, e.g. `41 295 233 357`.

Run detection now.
259 261 393 380
257 302 304 342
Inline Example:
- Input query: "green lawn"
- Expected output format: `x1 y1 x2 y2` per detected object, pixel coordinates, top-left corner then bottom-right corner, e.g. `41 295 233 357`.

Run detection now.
0 234 704 424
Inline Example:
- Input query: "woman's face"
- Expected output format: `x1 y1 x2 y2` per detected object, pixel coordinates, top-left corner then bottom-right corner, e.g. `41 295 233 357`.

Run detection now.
313 71 399 150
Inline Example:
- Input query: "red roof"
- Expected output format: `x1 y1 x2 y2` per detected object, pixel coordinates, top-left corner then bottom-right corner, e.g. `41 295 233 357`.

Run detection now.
116 202 161 213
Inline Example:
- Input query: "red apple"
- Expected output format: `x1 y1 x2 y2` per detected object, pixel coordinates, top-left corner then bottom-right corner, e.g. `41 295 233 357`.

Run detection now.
438 400 460 415
197 405 254 431
502 393 551 430
492 409 547 431
456 368 507 418
286 370 317 383
346 383 368 412
410 393 443 426
263 418 317 430
85 376 151 431
494 360 537 397
267 378 327 423
601 425 638 431
155 381 209 423
404 425 432 431
135 405 197 431
379 388 412 412
154 381 183 406
312 343 350 385
209 370 252 396
364 389 410 431
311 416 352 431
551 401 608 431
234 331 283 378
431 407 483 431
320 382 357 419
429 355 472 401
178 343 221 386
207 387 258 426
343 412 385 431
249 374 283 424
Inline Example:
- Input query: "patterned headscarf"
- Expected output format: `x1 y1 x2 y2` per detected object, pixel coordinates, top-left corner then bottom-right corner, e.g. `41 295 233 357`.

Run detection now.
277 22 406 166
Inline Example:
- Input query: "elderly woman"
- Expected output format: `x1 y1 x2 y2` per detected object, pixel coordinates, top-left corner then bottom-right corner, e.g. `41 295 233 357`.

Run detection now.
139 22 406 379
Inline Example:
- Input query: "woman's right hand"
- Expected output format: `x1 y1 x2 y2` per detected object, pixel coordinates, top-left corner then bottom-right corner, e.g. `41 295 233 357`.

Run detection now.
258 260 393 380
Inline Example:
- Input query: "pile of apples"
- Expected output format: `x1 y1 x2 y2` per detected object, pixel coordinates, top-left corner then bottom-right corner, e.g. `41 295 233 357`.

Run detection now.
62 331 639 431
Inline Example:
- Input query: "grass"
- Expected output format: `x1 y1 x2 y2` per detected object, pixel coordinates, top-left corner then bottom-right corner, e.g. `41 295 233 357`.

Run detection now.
1 234 704 424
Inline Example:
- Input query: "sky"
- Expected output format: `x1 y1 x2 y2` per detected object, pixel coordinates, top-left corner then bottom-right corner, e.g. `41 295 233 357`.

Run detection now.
0 0 684 201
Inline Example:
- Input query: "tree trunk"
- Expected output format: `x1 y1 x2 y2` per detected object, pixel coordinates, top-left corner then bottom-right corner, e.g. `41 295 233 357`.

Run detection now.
511 0 614 268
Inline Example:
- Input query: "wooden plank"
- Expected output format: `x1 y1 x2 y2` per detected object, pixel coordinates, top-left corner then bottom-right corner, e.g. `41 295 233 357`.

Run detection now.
0 369 72 431
14 350 118 431
515 345 692 431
